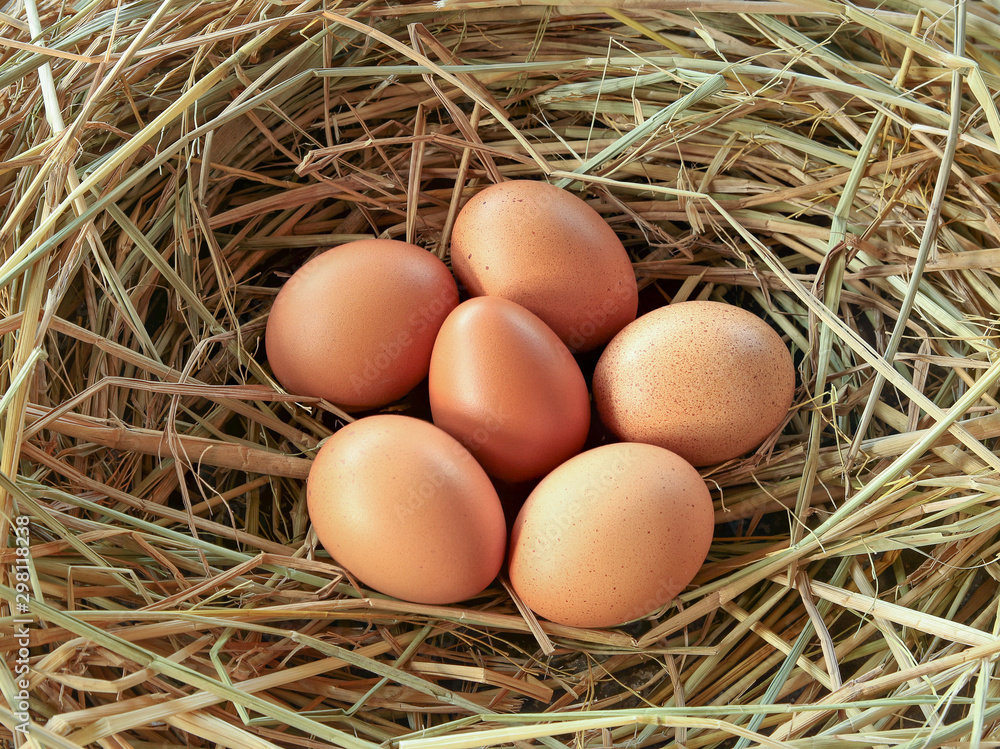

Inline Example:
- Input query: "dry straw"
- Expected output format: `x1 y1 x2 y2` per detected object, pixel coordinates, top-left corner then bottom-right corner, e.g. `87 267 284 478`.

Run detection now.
2 0 1000 746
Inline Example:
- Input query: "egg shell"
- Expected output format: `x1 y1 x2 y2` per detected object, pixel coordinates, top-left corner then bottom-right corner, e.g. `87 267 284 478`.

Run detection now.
265 239 458 410
451 180 638 352
428 297 590 483
508 442 714 629
307 415 506 604
593 300 796 466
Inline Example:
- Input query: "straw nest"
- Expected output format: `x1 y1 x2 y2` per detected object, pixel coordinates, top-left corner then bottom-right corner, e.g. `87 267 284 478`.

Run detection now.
3 0 1000 747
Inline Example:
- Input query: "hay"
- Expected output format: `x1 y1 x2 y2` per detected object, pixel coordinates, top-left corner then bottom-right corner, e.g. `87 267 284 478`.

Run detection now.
2 0 1000 747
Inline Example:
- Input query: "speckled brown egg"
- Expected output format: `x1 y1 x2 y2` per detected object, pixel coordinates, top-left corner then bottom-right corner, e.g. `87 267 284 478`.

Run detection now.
428 296 590 483
508 442 714 628
307 415 506 604
265 239 458 410
593 301 796 466
451 180 637 352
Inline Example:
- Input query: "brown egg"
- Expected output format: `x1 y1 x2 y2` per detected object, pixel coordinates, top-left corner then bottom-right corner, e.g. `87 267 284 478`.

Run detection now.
428 297 590 483
593 300 796 466
307 415 506 604
265 239 458 410
451 180 637 352
508 442 714 628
